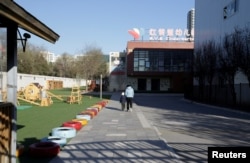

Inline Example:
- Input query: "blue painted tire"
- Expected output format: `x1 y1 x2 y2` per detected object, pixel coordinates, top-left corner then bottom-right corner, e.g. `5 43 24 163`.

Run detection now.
76 114 91 121
52 127 76 139
41 136 67 147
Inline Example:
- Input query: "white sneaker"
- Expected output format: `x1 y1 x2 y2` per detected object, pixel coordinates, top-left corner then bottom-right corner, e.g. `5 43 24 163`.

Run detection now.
130 108 133 112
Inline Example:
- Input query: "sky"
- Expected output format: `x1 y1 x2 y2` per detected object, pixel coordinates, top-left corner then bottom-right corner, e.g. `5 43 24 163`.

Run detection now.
15 0 194 55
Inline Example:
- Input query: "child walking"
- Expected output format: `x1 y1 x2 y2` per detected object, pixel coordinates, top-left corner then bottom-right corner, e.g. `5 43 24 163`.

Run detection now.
119 92 126 111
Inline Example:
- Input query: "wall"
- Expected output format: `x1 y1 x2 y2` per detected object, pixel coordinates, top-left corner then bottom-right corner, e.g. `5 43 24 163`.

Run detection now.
0 72 86 91
195 0 250 48
108 74 126 91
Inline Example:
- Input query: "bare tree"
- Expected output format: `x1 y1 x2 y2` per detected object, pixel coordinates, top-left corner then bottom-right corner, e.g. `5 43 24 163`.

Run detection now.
240 27 250 86
203 40 220 101
193 47 206 100
76 45 105 91
18 43 50 75
218 28 245 105
55 53 75 77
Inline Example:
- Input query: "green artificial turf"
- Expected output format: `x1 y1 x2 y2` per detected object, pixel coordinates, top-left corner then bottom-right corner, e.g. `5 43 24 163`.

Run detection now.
16 89 111 163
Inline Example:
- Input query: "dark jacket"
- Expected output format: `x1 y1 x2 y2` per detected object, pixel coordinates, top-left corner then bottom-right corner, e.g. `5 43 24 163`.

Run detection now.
120 95 126 104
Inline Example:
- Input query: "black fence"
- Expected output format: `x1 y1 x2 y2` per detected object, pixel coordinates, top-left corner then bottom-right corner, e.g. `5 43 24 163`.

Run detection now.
185 83 250 112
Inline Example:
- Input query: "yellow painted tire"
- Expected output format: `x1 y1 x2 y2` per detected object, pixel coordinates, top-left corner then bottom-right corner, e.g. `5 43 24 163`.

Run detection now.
72 118 88 126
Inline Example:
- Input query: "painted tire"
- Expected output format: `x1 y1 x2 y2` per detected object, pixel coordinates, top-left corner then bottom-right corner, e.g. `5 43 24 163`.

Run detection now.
90 106 101 112
41 136 67 147
16 144 25 157
96 102 104 108
96 101 106 107
102 100 108 105
62 121 82 131
52 127 76 139
86 108 98 115
72 118 88 126
79 111 94 119
76 114 91 121
87 107 99 112
81 110 96 117
91 104 102 111
29 142 60 157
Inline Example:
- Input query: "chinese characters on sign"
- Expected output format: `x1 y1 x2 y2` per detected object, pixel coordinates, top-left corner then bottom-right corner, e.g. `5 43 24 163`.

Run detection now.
148 28 194 41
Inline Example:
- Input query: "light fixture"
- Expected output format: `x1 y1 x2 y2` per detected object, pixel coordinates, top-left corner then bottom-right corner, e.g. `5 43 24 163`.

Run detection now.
17 29 31 52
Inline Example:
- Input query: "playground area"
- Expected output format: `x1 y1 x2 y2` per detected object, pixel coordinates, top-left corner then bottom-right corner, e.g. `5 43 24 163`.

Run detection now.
0 80 102 108
17 83 82 107
0 79 112 163
16 90 111 163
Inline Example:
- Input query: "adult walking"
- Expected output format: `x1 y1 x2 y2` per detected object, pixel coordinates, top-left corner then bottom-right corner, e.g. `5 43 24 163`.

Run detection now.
125 85 134 112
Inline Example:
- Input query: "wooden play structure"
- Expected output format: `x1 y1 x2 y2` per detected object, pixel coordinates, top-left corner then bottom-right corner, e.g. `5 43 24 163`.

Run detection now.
46 80 63 90
67 86 82 104
17 83 52 107
22 83 42 101
17 83 83 106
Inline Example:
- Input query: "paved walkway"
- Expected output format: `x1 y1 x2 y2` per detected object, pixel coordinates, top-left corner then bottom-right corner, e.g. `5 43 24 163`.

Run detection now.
50 92 180 163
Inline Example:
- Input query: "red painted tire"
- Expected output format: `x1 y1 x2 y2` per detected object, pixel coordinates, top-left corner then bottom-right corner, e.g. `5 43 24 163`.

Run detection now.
62 121 82 131
29 142 60 157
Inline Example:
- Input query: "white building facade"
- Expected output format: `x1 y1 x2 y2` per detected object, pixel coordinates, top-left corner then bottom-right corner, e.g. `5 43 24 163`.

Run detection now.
0 72 86 92
108 52 126 91
195 0 250 48
194 0 250 106
41 51 59 63
195 0 250 84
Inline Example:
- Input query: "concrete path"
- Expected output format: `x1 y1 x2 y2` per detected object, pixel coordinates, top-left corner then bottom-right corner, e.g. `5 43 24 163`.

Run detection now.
50 92 180 163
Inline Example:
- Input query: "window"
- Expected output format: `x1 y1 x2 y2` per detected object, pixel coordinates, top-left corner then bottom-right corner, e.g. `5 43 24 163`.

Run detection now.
223 0 238 19
133 49 193 72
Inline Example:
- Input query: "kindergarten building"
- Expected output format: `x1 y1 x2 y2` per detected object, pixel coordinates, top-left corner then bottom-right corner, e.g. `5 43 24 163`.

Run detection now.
109 26 194 93
126 41 194 93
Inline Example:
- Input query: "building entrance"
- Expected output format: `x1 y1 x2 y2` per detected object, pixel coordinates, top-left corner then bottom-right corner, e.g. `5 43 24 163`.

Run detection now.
151 79 160 91
138 78 146 91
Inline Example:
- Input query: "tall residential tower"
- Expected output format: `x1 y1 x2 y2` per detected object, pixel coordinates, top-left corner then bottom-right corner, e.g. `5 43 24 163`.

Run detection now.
187 8 195 38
